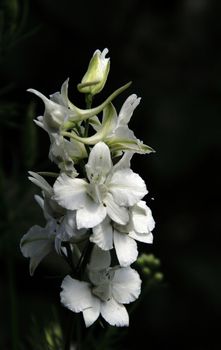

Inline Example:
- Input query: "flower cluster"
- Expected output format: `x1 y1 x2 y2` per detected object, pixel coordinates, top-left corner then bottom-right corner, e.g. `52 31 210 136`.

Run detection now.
20 48 155 327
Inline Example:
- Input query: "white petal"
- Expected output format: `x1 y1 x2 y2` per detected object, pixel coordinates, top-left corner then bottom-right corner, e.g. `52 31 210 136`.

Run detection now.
129 230 153 244
90 217 113 250
49 134 85 169
76 201 106 229
114 230 138 267
27 88 68 130
104 193 129 225
82 297 101 327
114 125 136 140
131 201 155 233
112 267 141 304
85 142 112 183
20 225 53 275
44 195 65 219
34 194 44 210
118 94 141 126
34 118 44 130
101 298 129 327
53 173 88 210
50 78 69 107
89 115 101 132
109 169 147 207
28 171 53 197
20 225 51 258
62 210 78 237
29 256 46 276
34 195 52 221
58 211 87 242
89 245 111 270
112 151 133 173
60 276 95 313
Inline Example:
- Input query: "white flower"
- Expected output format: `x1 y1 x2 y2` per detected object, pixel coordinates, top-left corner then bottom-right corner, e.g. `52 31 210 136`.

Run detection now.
66 97 154 154
20 194 87 274
123 200 155 243
60 247 141 327
106 94 141 139
78 48 110 95
53 142 147 230
28 79 131 130
91 200 154 266
20 223 55 276
29 79 74 134
20 195 58 275
105 94 150 153
20 174 87 273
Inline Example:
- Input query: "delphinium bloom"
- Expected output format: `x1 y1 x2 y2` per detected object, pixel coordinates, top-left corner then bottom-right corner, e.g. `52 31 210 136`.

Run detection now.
20 48 155 330
61 246 141 327
53 142 147 229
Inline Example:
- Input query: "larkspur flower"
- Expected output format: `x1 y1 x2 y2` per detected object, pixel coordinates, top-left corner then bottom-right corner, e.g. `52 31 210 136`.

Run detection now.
60 246 141 327
91 200 154 266
20 194 57 275
20 174 87 274
53 142 147 230
28 79 131 131
63 97 154 155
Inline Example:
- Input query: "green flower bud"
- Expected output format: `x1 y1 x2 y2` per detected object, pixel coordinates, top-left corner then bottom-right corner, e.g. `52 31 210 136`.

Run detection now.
78 48 110 95
143 267 151 276
153 272 164 282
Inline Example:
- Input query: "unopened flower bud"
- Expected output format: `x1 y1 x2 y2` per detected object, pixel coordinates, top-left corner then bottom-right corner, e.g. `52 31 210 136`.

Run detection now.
78 48 110 95
153 272 163 282
143 267 151 276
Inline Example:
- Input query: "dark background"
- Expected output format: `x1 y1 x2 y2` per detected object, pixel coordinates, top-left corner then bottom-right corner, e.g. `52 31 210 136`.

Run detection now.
0 0 221 349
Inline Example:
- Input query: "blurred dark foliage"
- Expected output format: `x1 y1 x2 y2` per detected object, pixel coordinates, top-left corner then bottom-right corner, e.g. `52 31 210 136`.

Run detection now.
0 0 221 349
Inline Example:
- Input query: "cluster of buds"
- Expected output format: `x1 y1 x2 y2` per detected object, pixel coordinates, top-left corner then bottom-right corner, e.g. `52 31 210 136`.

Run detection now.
20 49 155 327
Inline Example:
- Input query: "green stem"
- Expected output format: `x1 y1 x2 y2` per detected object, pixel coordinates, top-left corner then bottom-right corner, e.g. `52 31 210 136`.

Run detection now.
85 93 93 109
84 119 90 138
68 81 131 123
84 94 93 157
75 123 84 137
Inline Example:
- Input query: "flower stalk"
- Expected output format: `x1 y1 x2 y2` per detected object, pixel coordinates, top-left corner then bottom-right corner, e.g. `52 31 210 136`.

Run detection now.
20 48 156 348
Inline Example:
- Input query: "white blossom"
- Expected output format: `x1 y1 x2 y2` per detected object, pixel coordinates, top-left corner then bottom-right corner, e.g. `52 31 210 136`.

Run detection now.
28 79 131 129
20 175 87 273
91 200 154 266
20 195 58 275
53 142 147 230
65 97 154 154
60 247 141 327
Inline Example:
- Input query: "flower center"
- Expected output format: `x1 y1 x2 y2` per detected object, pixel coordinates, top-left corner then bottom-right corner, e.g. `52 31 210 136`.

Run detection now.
91 269 114 302
87 183 108 204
